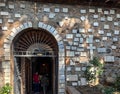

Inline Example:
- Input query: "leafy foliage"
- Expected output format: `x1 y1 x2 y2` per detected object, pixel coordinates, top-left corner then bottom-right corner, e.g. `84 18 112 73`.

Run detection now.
102 87 115 94
114 76 120 91
0 83 12 94
84 57 103 83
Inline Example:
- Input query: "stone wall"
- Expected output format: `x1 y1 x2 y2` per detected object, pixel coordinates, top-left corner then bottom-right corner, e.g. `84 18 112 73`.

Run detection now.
0 0 120 92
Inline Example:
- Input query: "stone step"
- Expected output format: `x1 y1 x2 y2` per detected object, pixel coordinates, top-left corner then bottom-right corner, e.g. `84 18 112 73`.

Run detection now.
66 86 81 94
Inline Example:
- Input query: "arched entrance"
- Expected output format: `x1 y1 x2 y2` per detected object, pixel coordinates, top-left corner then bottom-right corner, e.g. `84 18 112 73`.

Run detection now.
12 28 58 94
4 22 65 94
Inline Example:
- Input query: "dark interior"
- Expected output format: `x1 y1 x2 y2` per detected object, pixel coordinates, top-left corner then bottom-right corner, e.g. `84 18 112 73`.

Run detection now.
15 57 53 94
32 57 53 93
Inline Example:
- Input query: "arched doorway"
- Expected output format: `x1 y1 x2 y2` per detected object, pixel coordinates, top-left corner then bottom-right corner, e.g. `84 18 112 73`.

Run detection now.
12 28 58 94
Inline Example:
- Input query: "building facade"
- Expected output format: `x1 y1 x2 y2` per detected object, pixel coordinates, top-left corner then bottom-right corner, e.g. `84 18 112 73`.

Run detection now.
0 1 120 94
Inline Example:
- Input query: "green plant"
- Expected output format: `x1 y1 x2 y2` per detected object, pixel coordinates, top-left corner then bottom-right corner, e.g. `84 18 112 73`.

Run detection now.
102 86 115 94
0 83 12 94
84 57 103 83
114 76 120 91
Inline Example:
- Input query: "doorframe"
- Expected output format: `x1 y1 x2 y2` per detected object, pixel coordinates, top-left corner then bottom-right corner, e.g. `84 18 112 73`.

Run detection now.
14 55 58 94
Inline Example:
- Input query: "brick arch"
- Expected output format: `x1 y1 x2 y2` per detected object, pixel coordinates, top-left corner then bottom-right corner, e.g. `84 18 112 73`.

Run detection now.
3 21 66 94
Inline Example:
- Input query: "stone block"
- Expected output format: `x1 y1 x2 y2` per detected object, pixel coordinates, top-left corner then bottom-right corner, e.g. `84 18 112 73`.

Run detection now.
104 11 109 14
95 39 100 42
107 17 113 21
44 8 50 12
81 78 87 85
0 3 5 7
97 48 106 53
100 17 105 21
67 75 78 81
116 14 120 18
62 8 68 13
78 81 81 86
0 19 2 23
104 56 115 62
110 10 115 14
2 26 8 31
113 37 118 41
67 67 71 71
5 77 10 84
66 51 74 57
93 14 98 18
5 72 10 77
8 4 14 9
8 19 14 23
89 9 95 13
88 29 93 33
79 28 85 33
72 29 77 33
28 21 32 27
107 33 111 36
49 27 55 33
80 52 87 57
2 62 10 69
72 82 78 86
114 30 119 35
4 68 10 73
66 46 70 50
49 13 55 18
20 4 25 8
76 34 81 37
66 34 73 39
114 22 119 26
15 13 21 17
42 23 47 29
98 8 102 12
59 84 65 88
4 49 10 53
79 43 84 48
4 39 10 43
19 24 25 30
71 46 76 50
82 67 86 71
80 16 86 21
93 22 99 26
102 37 107 40
23 22 28 28
111 45 116 49
98 30 104 34
46 25 52 31
80 9 86 13
74 38 79 41
86 37 93 43
10 32 15 37
75 67 81 71
55 8 60 12
59 75 65 80
4 43 10 49
77 48 84 51
79 38 84 43
59 79 65 83
4 56 10 60
0 11 9 15
104 24 109 29
59 89 65 93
